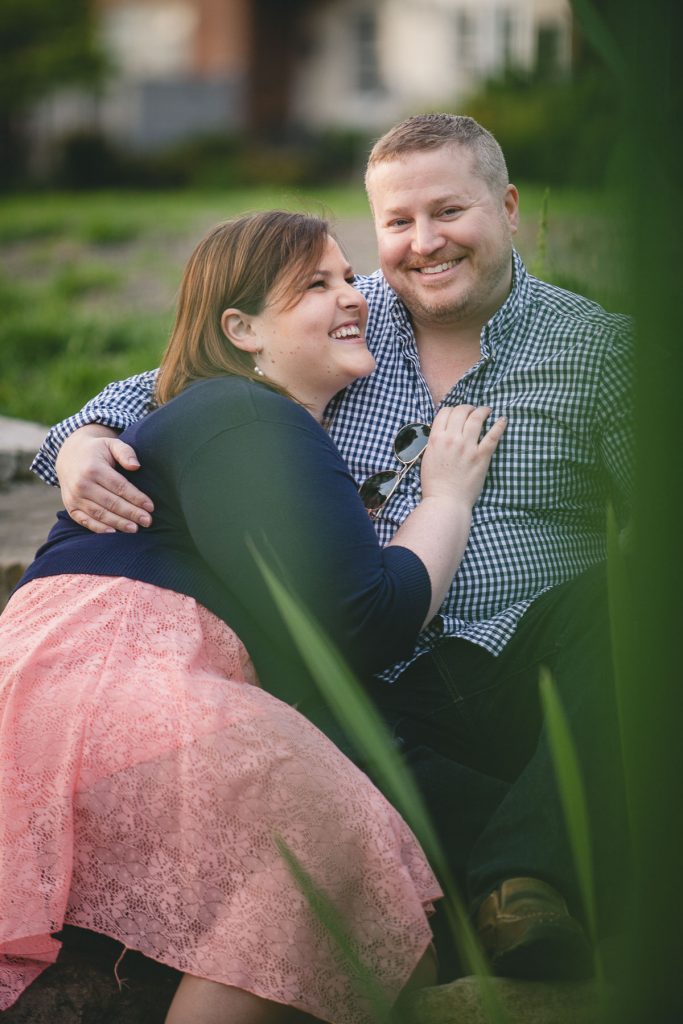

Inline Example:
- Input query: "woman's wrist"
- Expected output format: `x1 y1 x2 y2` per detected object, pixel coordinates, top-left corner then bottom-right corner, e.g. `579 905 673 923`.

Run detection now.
419 493 473 517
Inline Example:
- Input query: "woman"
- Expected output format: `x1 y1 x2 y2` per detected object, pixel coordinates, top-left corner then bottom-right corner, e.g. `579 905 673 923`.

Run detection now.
0 212 505 1023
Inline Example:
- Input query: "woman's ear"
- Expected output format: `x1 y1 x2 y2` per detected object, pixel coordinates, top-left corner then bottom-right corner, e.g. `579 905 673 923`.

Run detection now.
220 309 259 352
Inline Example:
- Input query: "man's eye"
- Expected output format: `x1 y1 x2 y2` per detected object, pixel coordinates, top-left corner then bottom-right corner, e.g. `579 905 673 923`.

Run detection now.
388 219 409 228
441 207 461 216
345 276 357 286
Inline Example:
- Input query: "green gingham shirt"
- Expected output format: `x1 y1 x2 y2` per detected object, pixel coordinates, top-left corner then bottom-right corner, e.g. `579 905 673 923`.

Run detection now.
33 251 633 682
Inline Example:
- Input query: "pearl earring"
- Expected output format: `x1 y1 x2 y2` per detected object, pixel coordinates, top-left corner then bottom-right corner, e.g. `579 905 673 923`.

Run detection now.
252 348 266 377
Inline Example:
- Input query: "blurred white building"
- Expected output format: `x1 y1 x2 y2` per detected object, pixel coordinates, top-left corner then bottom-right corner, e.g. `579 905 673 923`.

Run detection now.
292 0 572 130
32 0 572 154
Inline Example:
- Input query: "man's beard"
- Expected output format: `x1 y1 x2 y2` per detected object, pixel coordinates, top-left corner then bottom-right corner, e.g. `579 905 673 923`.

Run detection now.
396 246 513 328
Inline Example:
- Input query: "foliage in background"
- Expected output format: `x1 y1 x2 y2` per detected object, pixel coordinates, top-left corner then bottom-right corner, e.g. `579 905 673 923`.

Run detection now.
51 127 375 192
569 0 683 1021
0 0 106 187
463 68 620 187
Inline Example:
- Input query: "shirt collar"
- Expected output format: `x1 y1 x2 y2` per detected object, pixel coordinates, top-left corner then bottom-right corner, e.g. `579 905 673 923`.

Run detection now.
485 249 530 353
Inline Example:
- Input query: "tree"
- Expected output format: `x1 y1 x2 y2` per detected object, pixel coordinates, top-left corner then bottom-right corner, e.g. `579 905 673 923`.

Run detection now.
0 0 106 186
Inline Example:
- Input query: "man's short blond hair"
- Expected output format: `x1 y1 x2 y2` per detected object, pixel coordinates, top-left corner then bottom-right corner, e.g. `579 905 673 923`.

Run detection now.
365 113 509 195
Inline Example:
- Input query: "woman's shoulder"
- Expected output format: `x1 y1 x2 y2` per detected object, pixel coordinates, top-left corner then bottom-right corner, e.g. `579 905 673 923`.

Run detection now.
127 377 331 471
175 377 320 431
134 376 314 437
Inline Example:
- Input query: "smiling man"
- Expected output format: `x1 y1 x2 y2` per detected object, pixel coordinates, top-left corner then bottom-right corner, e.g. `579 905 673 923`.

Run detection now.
32 114 633 983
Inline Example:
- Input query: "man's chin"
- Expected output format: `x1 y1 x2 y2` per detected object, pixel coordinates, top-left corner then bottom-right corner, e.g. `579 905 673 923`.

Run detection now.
406 289 473 325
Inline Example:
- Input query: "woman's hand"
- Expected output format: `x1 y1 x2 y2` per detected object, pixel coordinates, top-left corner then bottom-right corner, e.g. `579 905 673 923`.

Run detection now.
388 405 506 625
420 405 507 508
56 425 154 533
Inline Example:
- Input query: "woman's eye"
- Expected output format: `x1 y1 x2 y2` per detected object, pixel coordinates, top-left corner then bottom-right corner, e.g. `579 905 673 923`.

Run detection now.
307 279 325 289
345 276 357 286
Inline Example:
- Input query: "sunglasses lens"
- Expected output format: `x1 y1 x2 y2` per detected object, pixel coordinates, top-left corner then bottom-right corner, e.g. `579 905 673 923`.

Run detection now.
359 470 399 511
394 423 431 464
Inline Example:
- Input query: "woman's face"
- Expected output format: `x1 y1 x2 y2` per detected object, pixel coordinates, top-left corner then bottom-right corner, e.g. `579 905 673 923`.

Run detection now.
249 236 374 418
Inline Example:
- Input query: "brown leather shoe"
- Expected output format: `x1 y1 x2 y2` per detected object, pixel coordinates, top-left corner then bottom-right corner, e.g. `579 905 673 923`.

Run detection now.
475 877 594 980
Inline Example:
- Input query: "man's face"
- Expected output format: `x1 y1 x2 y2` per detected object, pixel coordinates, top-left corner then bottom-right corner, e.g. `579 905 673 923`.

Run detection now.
367 144 519 332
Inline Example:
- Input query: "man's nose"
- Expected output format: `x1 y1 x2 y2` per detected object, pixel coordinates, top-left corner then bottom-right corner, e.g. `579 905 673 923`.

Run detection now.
412 219 446 256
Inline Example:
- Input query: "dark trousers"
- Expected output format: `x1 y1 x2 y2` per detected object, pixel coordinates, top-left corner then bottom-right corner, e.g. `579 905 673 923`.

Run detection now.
365 563 630 942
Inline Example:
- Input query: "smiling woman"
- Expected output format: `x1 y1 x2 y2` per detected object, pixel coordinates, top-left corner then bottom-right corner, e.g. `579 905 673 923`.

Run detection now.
155 215 375 420
221 236 375 421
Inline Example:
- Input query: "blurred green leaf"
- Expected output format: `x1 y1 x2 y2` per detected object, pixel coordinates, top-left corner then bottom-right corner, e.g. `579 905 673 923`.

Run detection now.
538 667 602 982
569 0 627 85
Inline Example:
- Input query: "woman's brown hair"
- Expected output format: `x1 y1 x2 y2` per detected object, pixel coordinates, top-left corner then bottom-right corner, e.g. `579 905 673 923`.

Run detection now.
155 210 330 405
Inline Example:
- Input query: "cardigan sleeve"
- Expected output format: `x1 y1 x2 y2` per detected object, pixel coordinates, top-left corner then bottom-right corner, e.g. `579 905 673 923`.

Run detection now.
176 406 431 678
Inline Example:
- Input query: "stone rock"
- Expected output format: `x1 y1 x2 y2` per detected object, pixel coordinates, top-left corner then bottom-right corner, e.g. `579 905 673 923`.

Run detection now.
2 929 179 1024
408 975 603 1024
0 415 49 485
0 481 63 607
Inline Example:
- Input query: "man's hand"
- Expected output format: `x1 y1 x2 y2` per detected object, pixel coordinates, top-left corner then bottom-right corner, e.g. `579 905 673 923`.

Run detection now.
55 424 154 533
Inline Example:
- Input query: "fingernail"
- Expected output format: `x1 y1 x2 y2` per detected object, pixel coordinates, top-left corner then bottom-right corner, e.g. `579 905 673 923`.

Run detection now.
125 523 138 533
142 501 154 512
139 514 151 528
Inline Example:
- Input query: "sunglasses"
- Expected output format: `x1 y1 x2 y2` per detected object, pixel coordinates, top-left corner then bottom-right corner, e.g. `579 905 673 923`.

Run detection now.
359 422 431 518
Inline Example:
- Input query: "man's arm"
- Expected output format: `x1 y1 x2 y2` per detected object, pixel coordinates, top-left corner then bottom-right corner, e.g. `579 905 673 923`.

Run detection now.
56 425 154 533
32 369 158 533
595 323 634 524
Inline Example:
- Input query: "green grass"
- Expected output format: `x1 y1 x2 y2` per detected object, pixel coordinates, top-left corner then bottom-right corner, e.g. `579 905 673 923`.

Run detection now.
0 185 372 241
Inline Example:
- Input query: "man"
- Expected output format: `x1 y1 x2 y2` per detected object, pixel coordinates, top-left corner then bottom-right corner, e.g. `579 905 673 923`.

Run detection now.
33 114 632 982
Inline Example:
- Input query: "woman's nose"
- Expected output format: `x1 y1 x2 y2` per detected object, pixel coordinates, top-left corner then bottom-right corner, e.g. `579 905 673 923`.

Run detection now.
340 282 362 307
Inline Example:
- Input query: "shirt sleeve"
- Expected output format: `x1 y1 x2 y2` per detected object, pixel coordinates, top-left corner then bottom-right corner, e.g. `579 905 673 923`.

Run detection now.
595 323 634 521
31 369 159 485
176 411 432 679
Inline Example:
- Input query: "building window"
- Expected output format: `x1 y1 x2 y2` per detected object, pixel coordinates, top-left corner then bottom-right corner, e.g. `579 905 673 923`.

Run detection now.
102 1 197 79
354 11 382 93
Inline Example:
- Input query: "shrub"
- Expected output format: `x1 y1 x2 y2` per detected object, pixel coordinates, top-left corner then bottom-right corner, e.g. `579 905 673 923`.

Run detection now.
462 69 622 186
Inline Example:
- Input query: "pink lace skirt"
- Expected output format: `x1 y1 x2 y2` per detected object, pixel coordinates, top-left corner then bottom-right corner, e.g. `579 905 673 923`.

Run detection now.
0 575 441 1023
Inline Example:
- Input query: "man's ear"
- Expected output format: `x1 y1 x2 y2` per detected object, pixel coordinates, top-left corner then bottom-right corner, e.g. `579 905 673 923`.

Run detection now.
220 309 259 352
504 184 520 235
